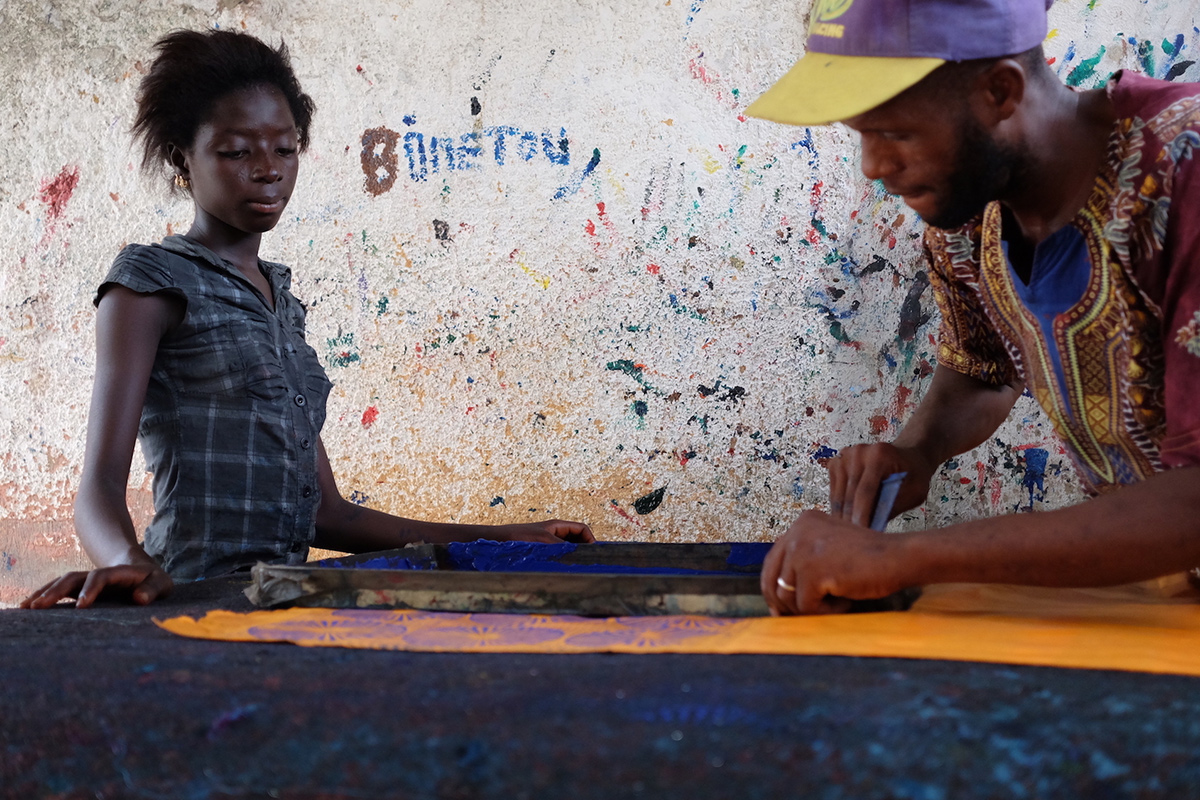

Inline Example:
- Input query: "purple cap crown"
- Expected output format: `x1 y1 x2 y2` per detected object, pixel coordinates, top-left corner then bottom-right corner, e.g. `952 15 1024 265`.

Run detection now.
807 0 1051 61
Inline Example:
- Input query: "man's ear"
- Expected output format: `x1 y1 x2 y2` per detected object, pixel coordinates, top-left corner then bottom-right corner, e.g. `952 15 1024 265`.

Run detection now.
975 58 1027 125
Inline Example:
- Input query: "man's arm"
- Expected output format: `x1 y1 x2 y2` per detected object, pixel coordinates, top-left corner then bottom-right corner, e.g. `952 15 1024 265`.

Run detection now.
829 364 1024 526
762 465 1200 614
311 439 594 552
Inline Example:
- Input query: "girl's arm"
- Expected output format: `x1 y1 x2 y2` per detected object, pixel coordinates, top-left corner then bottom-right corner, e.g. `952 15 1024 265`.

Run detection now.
312 438 594 552
21 286 183 609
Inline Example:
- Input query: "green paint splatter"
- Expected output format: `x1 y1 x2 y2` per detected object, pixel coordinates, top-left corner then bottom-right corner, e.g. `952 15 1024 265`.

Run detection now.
1136 39 1155 76
359 230 379 256
327 332 360 368
607 359 645 380
606 359 656 390
376 296 389 316
1066 46 1106 87
828 320 852 345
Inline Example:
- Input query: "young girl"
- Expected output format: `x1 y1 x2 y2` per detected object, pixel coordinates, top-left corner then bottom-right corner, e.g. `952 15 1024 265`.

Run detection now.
22 29 592 609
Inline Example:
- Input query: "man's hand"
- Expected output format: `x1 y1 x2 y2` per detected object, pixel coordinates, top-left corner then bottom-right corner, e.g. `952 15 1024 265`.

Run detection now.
19 563 174 610
488 520 596 544
828 443 935 526
760 511 913 615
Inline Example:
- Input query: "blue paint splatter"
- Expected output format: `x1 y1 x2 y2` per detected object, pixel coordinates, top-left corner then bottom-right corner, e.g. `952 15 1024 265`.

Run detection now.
790 128 819 168
552 147 601 200
811 444 838 462
1020 448 1048 510
402 114 417 126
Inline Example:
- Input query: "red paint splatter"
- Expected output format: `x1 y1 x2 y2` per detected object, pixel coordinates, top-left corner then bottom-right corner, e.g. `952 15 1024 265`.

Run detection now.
891 385 914 419
38 165 79 220
688 58 715 85
595 202 617 235
356 65 364 72
647 263 660 275
976 461 987 491
810 181 824 203
990 477 1003 507
868 415 889 435
361 406 378 427
584 219 596 236
737 115 747 122
641 207 650 221
610 502 643 526
806 227 821 245
959 477 972 484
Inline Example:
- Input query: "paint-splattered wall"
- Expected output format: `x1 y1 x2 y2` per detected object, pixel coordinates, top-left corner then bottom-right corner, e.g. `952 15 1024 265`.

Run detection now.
2 0 1197 603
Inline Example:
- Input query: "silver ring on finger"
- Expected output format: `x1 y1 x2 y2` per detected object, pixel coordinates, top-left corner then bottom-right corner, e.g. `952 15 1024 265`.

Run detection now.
776 577 796 593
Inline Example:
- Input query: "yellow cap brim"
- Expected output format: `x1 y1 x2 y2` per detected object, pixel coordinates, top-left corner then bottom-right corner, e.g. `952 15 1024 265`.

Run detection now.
746 53 944 126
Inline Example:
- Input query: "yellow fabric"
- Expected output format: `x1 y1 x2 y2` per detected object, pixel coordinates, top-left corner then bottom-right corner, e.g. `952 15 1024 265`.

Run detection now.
157 578 1200 676
746 53 943 126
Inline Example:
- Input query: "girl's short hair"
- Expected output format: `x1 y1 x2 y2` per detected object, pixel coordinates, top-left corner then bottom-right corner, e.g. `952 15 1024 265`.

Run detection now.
132 29 316 178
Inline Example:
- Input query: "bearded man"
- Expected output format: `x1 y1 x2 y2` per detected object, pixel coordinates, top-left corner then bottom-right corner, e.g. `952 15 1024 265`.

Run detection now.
749 0 1200 614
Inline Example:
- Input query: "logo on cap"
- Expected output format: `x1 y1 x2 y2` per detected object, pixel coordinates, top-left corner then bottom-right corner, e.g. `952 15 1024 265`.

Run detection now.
809 0 853 39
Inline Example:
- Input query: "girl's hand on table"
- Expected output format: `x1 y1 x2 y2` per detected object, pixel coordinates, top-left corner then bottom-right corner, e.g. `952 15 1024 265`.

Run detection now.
19 563 174 609
489 520 596 544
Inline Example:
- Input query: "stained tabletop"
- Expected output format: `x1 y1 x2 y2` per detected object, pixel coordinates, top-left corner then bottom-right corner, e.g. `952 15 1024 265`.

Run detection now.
3 574 1199 799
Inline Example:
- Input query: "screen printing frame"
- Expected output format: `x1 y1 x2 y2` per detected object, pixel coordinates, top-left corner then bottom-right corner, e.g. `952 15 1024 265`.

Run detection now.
247 543 920 617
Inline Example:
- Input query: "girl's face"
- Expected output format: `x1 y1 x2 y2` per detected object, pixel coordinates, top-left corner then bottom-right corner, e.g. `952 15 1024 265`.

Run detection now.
179 84 299 236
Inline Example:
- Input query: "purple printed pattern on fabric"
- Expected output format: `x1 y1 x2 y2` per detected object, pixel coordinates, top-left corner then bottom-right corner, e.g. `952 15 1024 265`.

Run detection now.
399 618 566 649
562 616 735 649
246 611 420 643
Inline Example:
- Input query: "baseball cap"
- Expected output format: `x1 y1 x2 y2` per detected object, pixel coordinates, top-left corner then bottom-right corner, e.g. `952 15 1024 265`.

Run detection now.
746 0 1053 126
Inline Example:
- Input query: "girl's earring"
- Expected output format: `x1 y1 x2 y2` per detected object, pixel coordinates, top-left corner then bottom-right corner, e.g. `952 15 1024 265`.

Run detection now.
175 174 190 190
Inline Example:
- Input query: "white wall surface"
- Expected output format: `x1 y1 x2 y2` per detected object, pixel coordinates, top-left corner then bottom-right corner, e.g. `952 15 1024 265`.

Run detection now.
2 0 1197 602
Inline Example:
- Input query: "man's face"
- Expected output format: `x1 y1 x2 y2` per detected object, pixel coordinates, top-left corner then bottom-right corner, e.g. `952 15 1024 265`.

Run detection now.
843 82 1019 230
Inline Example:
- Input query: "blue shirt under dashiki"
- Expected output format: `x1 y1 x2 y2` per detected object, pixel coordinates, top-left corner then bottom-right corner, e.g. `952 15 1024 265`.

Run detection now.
97 235 333 579
923 71 1200 496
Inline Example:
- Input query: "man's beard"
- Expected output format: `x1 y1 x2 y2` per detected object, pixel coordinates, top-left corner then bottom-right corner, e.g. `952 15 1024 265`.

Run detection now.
921 118 1022 230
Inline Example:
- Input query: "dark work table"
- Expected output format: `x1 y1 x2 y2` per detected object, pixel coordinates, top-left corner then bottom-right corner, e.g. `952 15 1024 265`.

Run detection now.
3 575 1200 799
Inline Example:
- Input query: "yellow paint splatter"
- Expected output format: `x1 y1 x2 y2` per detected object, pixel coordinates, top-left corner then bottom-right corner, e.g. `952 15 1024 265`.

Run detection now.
513 253 551 289
702 154 722 174
393 238 413 270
